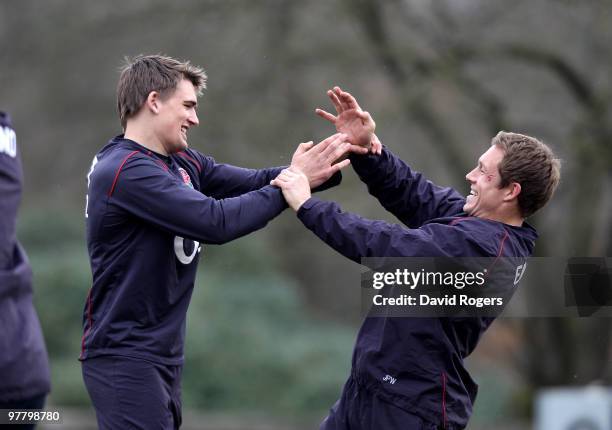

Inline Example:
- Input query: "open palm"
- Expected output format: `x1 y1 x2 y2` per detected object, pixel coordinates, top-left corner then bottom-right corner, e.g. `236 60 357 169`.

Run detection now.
316 86 381 154
335 108 375 148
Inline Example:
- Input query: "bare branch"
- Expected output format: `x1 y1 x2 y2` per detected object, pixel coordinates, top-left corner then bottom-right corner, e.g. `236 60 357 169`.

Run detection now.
501 44 599 110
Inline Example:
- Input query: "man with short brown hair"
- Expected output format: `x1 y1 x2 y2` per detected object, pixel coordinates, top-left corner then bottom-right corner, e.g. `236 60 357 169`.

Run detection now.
491 131 561 218
116 55 207 130
80 56 365 429
272 87 560 429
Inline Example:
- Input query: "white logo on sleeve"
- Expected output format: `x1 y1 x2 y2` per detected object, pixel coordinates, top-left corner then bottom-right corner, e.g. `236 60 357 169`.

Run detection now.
514 262 528 285
382 374 397 385
174 236 201 265
0 126 17 158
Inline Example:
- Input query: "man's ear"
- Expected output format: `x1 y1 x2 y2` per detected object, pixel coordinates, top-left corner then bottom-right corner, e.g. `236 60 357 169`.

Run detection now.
145 91 162 114
504 182 521 202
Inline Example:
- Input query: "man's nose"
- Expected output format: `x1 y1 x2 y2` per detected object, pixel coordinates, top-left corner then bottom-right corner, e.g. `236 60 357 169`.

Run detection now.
190 112 199 126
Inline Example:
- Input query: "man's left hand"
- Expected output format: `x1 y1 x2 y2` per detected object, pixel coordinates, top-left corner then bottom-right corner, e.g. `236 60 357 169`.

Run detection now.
316 86 379 154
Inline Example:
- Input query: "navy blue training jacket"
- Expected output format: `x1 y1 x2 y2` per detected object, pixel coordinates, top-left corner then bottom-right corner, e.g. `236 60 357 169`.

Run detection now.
296 148 537 429
0 112 51 402
81 135 339 365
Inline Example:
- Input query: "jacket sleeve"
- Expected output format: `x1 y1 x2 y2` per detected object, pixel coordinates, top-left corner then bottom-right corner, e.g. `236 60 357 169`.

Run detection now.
108 155 287 245
192 151 341 199
198 156 284 198
296 198 490 263
0 127 21 271
349 147 465 227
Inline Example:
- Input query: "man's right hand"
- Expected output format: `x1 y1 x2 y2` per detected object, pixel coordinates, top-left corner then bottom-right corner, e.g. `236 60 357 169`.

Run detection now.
288 133 365 188
315 86 382 155
270 168 311 212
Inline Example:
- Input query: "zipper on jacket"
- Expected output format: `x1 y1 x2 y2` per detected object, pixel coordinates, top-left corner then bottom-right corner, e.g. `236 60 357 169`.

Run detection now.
441 372 447 429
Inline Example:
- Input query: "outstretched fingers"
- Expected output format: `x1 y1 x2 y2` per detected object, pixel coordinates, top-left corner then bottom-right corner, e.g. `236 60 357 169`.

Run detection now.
321 137 350 162
329 158 351 174
313 133 344 154
315 108 337 124
294 141 314 156
327 89 345 114
334 86 361 110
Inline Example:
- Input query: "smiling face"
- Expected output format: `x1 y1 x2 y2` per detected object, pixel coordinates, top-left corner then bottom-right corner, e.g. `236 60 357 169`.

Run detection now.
463 145 511 218
154 78 200 154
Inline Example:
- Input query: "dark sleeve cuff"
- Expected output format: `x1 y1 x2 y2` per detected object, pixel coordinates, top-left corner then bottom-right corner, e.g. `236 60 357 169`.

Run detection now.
348 146 387 177
265 185 289 211
297 197 321 222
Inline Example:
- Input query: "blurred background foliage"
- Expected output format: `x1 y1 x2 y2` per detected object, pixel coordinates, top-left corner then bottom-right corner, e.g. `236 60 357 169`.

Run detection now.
3 0 612 427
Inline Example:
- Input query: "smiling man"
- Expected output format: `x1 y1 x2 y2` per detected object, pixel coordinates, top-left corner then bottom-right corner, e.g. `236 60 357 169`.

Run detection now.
464 145 522 226
272 87 561 430
80 56 362 430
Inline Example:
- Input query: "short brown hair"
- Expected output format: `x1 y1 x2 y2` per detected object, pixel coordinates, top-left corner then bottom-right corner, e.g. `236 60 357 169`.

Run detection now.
491 131 561 218
117 54 207 129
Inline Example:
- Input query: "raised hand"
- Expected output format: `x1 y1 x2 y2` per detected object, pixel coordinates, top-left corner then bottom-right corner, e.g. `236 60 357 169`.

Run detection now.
287 133 365 188
316 86 381 154
270 168 311 211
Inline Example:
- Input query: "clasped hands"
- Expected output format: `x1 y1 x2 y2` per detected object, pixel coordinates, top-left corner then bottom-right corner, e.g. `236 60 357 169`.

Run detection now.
271 86 382 211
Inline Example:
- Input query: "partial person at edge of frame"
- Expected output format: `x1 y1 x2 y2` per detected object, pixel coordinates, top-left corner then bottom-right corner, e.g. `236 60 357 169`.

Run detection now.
0 111 51 430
